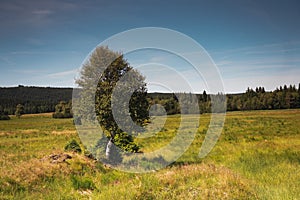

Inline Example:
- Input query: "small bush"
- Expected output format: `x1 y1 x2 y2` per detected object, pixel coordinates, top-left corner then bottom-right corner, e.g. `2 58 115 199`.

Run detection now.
114 132 140 153
64 139 82 153
52 112 73 119
52 101 73 118
0 115 10 120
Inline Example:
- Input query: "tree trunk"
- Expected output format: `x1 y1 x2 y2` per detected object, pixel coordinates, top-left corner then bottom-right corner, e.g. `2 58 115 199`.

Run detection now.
106 131 115 160
105 138 113 159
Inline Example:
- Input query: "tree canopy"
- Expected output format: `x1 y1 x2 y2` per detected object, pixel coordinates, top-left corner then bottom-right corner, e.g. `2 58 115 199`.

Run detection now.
75 46 149 162
15 104 24 118
52 101 73 118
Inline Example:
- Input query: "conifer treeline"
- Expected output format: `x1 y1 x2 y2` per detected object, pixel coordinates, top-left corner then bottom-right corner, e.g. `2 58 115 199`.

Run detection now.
0 85 72 115
226 85 300 111
148 84 300 114
0 84 299 115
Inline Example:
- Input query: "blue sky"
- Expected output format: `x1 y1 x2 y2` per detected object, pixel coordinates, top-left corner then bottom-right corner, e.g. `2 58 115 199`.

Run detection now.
0 0 299 93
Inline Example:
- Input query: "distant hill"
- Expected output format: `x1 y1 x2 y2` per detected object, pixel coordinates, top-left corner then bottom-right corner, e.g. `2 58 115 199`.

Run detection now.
0 84 299 115
0 85 73 114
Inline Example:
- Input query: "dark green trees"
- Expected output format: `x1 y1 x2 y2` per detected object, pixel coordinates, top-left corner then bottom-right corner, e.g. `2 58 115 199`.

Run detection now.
0 86 72 115
164 94 179 115
0 109 10 120
226 84 300 111
52 101 73 118
64 139 82 153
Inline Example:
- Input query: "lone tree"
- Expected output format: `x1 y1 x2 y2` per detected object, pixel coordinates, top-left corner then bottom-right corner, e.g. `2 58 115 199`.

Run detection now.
52 101 73 118
76 46 149 162
15 104 24 118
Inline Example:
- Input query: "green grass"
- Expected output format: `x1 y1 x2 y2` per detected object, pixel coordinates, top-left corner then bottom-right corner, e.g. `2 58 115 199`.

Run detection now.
0 110 299 199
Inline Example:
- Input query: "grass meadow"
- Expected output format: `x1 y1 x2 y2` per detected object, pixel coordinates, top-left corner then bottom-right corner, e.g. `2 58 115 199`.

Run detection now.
0 110 299 199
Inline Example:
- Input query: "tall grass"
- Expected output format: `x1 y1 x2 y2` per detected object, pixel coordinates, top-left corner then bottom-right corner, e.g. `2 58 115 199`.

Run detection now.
0 110 299 199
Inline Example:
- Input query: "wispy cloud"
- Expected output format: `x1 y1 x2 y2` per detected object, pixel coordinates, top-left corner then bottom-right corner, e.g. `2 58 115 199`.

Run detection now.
216 57 300 70
13 69 48 75
0 0 80 28
210 41 300 58
209 41 300 92
25 38 46 46
47 69 78 78
212 41 300 68
9 50 81 55
32 10 53 15
0 56 14 66
223 69 300 93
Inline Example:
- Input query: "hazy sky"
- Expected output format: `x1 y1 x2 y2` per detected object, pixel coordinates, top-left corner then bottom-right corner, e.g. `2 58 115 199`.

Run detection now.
0 0 299 93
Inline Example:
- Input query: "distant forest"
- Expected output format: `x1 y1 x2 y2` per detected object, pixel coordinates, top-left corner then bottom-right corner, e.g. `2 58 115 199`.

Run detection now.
0 84 300 115
0 85 72 115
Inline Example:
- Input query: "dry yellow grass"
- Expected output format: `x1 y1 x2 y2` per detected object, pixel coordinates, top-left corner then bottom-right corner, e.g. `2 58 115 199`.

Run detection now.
2 151 96 187
51 130 77 135
13 113 53 117
154 163 258 199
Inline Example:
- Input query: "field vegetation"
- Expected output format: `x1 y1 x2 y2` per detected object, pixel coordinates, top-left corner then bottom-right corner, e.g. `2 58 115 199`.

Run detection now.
0 110 299 199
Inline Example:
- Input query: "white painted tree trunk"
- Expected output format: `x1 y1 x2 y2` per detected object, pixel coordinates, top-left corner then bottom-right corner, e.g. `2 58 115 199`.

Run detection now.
105 138 113 159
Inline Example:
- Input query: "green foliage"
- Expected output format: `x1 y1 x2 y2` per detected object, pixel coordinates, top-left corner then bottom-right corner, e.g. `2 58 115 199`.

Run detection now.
0 115 10 120
76 46 149 159
15 104 24 118
164 94 179 115
113 132 140 153
52 101 73 118
52 112 72 118
227 84 300 111
0 86 72 115
64 139 82 153
147 84 300 114
92 48 148 136
0 110 10 120
92 132 140 165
